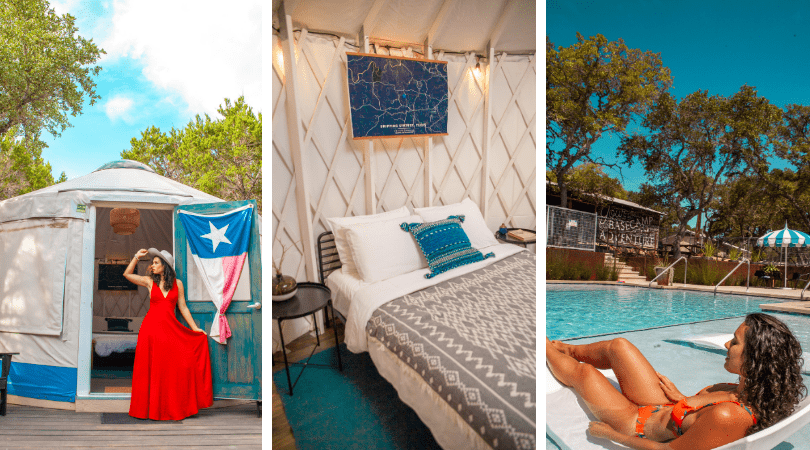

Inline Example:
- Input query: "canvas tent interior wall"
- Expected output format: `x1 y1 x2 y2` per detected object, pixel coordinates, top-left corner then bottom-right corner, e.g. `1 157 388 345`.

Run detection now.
271 0 537 350
0 160 258 410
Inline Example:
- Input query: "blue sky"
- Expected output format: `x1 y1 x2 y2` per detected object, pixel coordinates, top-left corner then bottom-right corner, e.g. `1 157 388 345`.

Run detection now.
546 0 810 191
42 0 262 180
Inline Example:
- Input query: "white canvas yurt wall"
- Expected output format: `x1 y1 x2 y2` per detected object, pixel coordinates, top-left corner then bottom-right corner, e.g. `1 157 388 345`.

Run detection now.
272 0 536 349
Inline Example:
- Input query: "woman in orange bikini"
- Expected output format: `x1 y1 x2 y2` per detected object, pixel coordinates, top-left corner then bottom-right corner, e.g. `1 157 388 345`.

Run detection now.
547 313 806 450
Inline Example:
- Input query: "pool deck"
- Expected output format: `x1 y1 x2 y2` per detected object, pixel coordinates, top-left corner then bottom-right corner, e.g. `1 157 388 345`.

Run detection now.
547 280 810 315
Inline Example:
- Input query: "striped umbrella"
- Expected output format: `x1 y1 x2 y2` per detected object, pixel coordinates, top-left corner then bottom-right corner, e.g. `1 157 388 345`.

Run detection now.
756 223 810 288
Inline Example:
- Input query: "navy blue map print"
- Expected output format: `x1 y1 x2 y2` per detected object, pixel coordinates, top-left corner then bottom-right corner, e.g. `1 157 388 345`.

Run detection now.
347 54 448 138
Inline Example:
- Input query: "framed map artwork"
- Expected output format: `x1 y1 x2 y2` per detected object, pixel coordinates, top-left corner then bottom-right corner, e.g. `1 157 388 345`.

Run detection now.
346 53 448 139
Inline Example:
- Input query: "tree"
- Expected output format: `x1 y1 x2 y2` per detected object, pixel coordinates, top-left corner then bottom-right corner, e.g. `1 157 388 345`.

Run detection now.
627 182 678 235
706 174 789 241
619 87 781 260
0 128 66 200
0 0 103 138
123 97 262 212
547 33 672 208
547 163 628 207
739 103 810 230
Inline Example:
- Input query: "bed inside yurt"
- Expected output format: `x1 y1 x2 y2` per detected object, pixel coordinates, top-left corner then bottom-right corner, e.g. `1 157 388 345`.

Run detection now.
272 1 536 448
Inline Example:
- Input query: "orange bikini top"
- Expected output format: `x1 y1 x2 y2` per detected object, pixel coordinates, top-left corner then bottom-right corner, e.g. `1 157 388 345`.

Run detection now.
671 397 756 436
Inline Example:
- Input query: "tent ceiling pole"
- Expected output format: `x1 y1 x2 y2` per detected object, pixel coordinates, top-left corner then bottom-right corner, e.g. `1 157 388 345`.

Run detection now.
360 26 377 215
481 43 494 221
280 2 318 282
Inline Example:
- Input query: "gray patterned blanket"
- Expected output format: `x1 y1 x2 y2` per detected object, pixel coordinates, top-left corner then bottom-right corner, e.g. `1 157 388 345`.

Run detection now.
366 251 536 450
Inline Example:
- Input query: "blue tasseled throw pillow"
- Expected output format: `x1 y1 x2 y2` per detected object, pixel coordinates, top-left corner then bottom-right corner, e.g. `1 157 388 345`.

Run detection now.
401 215 495 279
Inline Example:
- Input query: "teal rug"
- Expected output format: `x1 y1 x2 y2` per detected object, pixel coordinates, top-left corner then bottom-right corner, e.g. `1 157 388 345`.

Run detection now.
273 344 443 450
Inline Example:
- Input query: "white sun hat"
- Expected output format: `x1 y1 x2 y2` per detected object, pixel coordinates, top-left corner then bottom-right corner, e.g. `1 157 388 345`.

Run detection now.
147 248 175 268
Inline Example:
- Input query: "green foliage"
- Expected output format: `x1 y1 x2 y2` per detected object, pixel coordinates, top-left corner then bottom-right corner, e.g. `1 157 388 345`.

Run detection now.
594 260 619 281
672 259 726 286
751 249 764 263
763 263 779 274
0 128 64 200
703 241 716 258
0 0 104 138
546 33 672 207
739 103 810 231
123 97 262 212
548 163 628 205
619 86 781 260
646 265 656 281
546 251 598 281
728 246 741 261
706 174 781 240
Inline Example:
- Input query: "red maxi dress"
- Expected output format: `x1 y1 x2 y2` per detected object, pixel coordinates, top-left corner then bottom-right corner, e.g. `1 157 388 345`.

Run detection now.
129 281 214 420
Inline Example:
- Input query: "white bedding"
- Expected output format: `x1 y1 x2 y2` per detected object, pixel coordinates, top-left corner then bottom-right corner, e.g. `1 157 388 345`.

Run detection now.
92 332 138 357
327 243 526 353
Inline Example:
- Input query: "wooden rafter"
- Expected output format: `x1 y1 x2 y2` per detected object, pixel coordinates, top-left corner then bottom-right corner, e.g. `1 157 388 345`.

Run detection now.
486 0 517 51
425 0 458 48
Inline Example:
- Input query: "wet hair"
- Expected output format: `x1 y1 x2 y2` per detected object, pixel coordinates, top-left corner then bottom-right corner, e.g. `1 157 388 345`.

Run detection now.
738 313 806 435
149 255 176 292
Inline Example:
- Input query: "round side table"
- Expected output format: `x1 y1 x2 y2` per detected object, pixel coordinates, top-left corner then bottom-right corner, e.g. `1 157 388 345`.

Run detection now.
495 227 536 248
273 282 342 395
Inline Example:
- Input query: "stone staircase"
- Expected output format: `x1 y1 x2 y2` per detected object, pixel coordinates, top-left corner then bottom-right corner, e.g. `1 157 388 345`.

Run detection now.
604 254 648 284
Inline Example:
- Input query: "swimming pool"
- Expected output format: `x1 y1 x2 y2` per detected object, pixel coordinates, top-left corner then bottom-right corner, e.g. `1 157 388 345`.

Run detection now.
547 284 784 340
546 284 810 450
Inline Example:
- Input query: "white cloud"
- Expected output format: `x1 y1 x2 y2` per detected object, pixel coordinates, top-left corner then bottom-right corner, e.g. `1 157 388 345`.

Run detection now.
104 95 135 123
100 0 262 116
49 0 82 15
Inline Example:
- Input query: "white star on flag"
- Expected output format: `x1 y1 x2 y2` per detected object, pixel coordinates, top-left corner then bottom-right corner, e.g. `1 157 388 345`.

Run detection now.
201 222 231 252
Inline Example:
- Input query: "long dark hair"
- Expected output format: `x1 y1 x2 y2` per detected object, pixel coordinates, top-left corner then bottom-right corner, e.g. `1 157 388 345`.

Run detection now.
149 256 176 292
738 313 806 435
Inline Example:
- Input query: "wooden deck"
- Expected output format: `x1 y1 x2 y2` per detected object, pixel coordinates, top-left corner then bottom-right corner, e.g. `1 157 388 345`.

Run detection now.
0 401 261 449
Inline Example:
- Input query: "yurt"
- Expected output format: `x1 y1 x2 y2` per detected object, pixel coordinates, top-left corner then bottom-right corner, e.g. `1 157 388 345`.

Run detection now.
272 1 536 448
0 160 262 412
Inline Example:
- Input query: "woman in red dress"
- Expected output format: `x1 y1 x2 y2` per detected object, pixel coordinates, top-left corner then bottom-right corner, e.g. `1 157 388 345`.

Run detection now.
124 248 214 420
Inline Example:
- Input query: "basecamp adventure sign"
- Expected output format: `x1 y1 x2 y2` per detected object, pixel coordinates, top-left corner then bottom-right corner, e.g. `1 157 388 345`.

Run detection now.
346 53 448 139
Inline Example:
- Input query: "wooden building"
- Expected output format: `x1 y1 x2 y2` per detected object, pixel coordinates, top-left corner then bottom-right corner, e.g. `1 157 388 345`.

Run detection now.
547 181 664 252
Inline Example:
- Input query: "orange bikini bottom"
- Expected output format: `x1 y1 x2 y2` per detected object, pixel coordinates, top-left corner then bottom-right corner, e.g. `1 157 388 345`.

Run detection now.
635 403 674 439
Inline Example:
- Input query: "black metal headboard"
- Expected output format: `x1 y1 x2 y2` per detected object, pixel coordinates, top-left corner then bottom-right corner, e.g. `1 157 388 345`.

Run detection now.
317 231 342 284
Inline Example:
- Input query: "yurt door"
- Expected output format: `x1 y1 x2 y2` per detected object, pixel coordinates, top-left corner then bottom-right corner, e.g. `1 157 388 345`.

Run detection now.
173 200 261 401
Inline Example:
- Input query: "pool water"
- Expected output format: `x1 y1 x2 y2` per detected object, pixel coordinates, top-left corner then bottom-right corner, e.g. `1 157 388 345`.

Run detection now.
547 284 784 340
546 284 810 450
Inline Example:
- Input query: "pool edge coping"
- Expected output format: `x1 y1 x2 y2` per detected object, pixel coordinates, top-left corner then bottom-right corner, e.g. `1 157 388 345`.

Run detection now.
547 280 810 315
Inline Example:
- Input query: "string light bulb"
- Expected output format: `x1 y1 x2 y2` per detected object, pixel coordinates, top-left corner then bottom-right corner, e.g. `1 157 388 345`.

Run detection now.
475 55 481 74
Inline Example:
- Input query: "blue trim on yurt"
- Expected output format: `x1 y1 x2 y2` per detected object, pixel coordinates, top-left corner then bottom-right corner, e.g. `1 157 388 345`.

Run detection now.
8 362 77 402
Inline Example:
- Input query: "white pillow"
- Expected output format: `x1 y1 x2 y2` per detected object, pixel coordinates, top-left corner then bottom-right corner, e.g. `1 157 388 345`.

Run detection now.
326 206 410 274
345 215 427 283
414 198 499 250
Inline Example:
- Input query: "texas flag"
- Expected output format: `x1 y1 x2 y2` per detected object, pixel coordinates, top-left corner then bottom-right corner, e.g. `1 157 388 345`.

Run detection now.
178 204 254 344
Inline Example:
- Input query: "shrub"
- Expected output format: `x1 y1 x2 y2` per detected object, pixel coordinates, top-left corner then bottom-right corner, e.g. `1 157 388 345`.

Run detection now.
728 247 741 261
546 250 606 281
703 241 717 258
595 260 618 281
